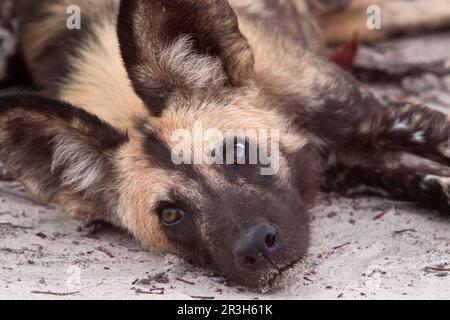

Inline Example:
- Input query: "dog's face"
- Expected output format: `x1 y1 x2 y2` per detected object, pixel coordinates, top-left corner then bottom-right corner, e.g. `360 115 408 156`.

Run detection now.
0 0 321 288
116 88 321 287
114 0 322 287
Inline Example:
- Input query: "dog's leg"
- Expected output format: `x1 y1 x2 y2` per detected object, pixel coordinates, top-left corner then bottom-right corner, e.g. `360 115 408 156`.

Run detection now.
323 99 450 210
321 0 450 44
248 14 450 210
291 78 450 166
325 149 450 211
356 101 450 166
303 93 450 210
266 53 450 211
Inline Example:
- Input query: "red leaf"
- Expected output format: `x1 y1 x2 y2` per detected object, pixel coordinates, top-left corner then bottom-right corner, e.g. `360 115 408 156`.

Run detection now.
330 32 360 72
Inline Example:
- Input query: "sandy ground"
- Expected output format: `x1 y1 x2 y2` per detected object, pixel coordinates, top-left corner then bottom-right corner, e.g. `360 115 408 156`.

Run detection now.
0 184 449 300
0 16 449 299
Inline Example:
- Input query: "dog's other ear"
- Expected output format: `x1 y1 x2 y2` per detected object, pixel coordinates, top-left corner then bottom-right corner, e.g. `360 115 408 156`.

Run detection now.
117 0 255 115
0 94 128 221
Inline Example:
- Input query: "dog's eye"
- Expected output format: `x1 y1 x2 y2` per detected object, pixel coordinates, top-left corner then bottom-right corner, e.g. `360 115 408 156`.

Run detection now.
159 207 186 226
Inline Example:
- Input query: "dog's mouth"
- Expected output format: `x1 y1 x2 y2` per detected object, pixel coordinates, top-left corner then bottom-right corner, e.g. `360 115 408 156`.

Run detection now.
265 257 304 289
228 257 304 290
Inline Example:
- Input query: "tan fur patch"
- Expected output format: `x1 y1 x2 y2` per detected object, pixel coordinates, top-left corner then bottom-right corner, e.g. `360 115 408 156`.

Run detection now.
237 18 338 113
59 19 145 130
115 138 202 252
322 0 450 44
18 0 145 130
21 0 120 76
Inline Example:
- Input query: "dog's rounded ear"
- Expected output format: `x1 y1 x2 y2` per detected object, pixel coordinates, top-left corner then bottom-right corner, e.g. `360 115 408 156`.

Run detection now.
0 94 128 221
117 0 255 115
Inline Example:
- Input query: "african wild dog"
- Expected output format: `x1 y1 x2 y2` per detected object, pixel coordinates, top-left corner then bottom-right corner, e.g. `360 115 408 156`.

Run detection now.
1 0 450 288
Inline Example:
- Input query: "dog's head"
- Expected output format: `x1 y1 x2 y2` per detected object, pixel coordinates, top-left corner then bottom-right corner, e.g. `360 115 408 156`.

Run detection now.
0 0 322 288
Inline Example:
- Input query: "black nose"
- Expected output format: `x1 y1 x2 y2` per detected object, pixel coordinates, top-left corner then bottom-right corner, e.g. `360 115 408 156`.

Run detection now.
235 223 283 269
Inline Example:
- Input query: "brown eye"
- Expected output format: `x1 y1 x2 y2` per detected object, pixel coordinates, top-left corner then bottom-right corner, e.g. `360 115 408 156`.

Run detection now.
159 208 186 225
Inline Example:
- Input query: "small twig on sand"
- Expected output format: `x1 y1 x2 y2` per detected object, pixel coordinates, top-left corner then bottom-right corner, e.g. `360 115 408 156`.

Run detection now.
176 278 195 285
31 291 80 296
373 208 392 220
190 296 215 300
393 229 417 235
424 266 450 272
0 222 34 230
134 288 165 295
332 242 351 250
97 246 114 258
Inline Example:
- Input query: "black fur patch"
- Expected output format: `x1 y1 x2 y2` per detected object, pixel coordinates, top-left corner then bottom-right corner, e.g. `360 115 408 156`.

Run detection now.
0 93 129 149
15 0 118 96
117 0 254 116
0 93 128 202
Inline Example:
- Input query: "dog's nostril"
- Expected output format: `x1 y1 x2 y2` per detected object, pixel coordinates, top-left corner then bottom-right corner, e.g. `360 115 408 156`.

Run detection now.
235 223 283 269
265 232 277 248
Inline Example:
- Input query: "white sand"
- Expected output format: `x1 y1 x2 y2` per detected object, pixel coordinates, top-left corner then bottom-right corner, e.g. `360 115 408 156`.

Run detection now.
1 185 448 300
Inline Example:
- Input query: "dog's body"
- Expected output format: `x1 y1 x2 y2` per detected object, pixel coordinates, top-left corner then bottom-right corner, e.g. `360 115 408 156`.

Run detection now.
2 0 450 287
14 0 320 130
